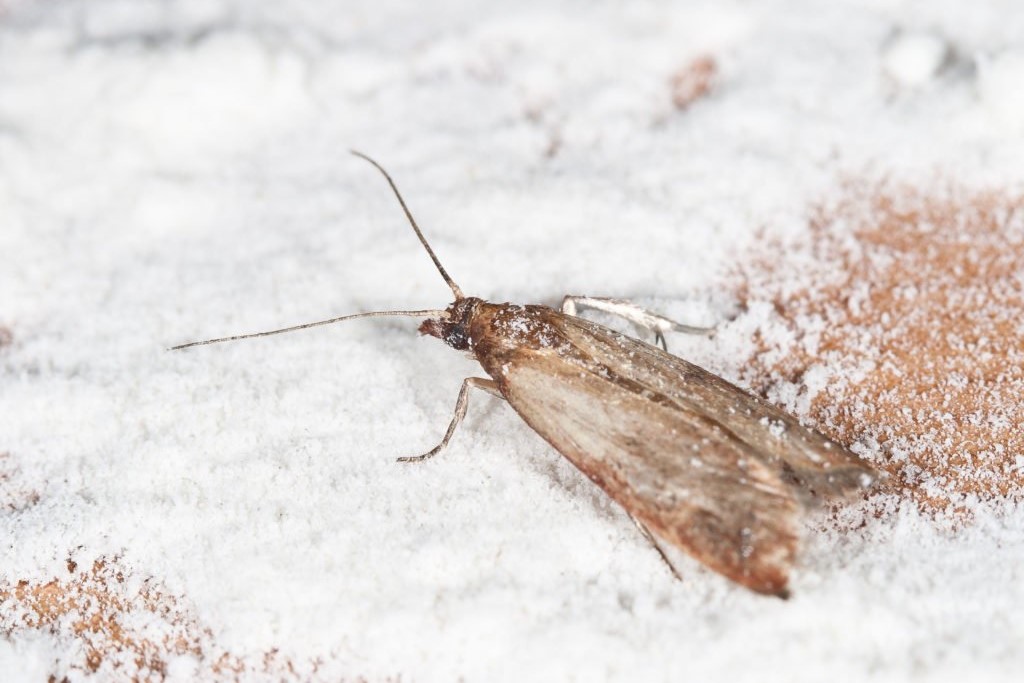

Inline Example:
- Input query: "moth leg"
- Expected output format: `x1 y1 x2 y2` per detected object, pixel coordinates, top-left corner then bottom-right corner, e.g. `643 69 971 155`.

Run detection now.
561 296 713 350
398 377 502 463
630 516 684 582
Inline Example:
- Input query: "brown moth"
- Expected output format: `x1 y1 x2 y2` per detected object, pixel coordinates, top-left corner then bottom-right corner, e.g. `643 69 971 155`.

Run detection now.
173 152 878 598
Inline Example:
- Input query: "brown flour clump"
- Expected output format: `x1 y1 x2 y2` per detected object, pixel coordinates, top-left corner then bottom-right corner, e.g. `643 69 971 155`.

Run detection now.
0 558 208 680
670 55 717 110
0 559 293 680
1 556 388 680
735 182 1024 509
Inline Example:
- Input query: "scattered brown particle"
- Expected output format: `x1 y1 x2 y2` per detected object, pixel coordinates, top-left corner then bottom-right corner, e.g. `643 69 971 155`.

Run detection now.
0 326 11 348
670 55 717 110
543 130 563 159
1 452 42 512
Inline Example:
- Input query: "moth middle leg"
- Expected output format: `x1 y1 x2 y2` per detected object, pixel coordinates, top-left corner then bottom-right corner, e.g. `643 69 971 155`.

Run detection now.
560 296 713 351
399 377 502 463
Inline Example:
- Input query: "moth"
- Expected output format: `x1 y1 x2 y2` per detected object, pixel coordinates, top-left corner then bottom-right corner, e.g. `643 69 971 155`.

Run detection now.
173 152 878 598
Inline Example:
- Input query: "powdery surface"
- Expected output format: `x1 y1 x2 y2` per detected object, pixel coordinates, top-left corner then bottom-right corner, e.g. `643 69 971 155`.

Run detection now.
2 0 1024 681
734 184 1024 509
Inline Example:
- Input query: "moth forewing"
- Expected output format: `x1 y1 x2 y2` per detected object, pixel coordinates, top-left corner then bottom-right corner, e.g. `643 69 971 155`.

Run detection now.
497 357 800 596
552 313 878 500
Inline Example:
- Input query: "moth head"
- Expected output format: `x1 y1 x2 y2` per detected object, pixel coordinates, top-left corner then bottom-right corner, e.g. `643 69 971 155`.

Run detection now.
419 297 482 351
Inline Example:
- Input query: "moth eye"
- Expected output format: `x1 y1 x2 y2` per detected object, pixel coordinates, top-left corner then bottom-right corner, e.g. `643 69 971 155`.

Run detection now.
444 325 471 351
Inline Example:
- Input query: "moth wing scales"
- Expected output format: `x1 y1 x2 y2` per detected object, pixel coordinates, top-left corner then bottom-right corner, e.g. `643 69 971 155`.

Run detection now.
553 312 878 501
493 352 800 596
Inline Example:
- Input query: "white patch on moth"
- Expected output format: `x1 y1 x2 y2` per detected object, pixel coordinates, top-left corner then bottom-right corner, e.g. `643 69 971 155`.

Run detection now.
494 307 568 350
758 416 788 439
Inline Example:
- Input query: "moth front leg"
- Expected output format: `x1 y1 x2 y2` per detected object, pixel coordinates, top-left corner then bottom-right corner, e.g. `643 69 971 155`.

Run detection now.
560 296 713 351
399 377 502 463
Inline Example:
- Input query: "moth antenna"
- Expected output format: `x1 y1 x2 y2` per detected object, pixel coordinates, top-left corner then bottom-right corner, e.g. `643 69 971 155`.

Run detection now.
350 150 465 300
169 309 445 351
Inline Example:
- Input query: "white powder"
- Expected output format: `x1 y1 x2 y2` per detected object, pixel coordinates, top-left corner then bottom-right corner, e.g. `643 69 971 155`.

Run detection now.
3 0 1024 681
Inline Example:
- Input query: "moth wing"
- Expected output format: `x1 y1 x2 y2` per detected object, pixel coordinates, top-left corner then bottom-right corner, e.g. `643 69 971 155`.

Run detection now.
499 359 799 596
552 313 877 502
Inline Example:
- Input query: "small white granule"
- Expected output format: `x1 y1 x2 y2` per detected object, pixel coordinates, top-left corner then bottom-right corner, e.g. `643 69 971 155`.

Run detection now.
881 31 949 87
